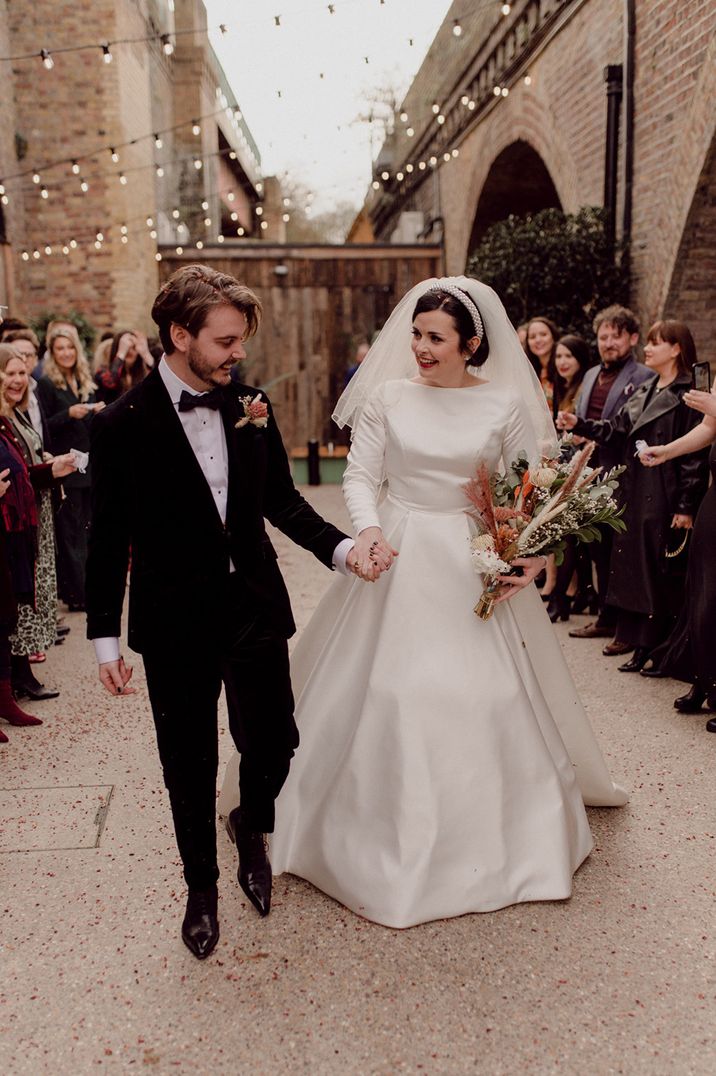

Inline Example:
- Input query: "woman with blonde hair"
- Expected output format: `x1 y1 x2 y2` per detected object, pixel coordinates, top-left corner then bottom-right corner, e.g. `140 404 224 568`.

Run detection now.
37 324 105 611
0 344 77 703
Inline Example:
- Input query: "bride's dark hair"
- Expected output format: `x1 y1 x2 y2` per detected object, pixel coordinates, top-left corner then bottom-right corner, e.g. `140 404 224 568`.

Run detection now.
412 289 490 368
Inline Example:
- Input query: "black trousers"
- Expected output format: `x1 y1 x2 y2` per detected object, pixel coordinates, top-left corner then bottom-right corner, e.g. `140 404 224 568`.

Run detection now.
142 577 298 891
55 486 91 608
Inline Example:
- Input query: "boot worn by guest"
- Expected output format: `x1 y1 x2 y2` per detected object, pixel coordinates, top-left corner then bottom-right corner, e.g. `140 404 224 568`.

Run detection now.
0 679 42 726
674 684 706 713
618 647 650 672
11 655 60 701
181 885 219 960
226 806 272 917
569 620 613 639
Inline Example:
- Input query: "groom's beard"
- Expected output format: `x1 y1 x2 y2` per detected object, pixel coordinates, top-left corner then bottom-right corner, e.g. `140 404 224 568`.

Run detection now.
187 341 235 387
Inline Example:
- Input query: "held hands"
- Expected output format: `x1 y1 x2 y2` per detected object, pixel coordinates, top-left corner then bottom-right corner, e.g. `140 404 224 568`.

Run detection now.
493 556 547 605
348 526 399 582
99 658 136 697
0 467 10 499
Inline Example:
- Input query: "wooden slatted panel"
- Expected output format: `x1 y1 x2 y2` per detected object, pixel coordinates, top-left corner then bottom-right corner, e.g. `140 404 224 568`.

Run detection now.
158 244 442 447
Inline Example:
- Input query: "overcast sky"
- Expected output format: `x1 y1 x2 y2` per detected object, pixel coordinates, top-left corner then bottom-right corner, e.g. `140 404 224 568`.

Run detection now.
206 0 453 212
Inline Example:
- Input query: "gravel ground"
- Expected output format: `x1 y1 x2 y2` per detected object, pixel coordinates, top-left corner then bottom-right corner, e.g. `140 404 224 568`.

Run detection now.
1 484 714 1075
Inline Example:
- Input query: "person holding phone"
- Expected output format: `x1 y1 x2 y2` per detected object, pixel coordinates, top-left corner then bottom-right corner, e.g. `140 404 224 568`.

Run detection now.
638 375 716 728
558 320 710 672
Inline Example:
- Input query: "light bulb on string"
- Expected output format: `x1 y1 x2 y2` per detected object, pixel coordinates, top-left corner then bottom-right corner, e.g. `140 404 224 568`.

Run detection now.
44 245 52 255
204 217 212 227
40 186 49 199
40 49 54 70
156 166 164 177
437 114 445 125
155 253 162 262
501 87 509 97
282 197 290 207
406 127 414 137
176 246 184 254
260 220 268 231
501 3 511 14
120 225 128 235
71 160 80 174
524 74 532 86
196 240 204 249
443 152 451 162
381 171 389 181
237 227 244 236
160 34 174 55
146 217 153 227
69 239 78 248
468 99 476 110
154 134 163 149
217 234 225 243
396 171 404 181
172 208 180 219
418 161 426 170
80 180 89 192
110 147 119 163
33 250 41 260
96 232 104 242
406 163 414 173
452 19 462 37
192 121 201 136
201 201 209 210
194 158 202 170
230 211 238 221
22 251 30 261
62 245 69 254
493 85 502 96
119 173 127 184
371 180 380 190
432 103 440 115
282 213 290 223
400 111 408 123
32 172 40 184
94 240 102 250
102 43 112 64
149 229 157 239
452 148 459 158
227 191 235 202
121 235 128 244
1 194 8 206
429 156 437 167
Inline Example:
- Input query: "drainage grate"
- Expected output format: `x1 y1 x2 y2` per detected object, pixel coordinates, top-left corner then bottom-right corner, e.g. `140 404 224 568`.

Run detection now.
0 784 114 852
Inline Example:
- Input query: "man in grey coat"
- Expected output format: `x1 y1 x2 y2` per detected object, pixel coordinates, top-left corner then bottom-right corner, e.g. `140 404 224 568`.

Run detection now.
568 305 655 650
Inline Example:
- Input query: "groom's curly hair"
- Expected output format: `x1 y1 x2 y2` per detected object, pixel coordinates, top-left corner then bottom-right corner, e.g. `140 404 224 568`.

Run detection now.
151 264 262 353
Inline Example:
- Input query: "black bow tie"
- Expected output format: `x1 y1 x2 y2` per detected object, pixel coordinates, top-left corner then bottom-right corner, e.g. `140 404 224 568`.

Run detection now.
177 387 224 413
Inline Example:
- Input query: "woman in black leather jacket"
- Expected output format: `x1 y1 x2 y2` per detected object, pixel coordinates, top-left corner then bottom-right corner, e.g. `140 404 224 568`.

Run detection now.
558 320 709 671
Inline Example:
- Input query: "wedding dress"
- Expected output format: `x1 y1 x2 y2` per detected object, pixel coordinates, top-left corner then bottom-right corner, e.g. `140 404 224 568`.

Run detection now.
219 378 627 929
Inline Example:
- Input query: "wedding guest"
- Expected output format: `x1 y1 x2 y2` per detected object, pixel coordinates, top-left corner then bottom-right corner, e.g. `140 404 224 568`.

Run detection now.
525 316 559 414
91 337 113 377
517 322 530 353
559 320 709 671
639 382 716 730
344 340 370 388
0 453 43 741
0 317 30 343
525 317 560 597
567 305 655 650
95 330 153 405
546 334 596 622
36 325 105 612
0 345 77 701
3 330 46 441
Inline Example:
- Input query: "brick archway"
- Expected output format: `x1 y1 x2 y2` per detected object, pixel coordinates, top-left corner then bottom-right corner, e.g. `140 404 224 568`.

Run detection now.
466 139 563 255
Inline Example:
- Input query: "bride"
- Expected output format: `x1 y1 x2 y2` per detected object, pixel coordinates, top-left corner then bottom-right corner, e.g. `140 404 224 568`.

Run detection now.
219 276 627 929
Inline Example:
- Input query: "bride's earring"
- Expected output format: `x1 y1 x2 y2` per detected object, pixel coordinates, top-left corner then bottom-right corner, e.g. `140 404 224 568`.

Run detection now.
466 348 481 378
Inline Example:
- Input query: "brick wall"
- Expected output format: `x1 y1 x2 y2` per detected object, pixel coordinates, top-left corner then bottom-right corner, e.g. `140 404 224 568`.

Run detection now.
369 0 716 359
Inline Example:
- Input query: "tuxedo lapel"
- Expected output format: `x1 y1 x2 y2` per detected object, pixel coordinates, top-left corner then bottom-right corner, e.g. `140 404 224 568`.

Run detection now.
602 359 641 419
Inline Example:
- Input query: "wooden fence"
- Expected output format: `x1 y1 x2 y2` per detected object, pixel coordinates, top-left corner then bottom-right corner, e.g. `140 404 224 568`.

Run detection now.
158 242 442 449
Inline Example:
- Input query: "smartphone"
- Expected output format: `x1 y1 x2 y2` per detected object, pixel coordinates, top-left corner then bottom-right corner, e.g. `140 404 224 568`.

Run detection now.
692 361 711 392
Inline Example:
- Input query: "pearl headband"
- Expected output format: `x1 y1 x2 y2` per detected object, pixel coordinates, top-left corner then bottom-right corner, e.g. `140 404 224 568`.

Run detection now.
428 281 484 341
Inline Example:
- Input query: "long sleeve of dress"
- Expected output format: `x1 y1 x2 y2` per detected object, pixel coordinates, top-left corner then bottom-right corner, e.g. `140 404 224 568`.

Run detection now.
342 386 389 534
501 393 541 470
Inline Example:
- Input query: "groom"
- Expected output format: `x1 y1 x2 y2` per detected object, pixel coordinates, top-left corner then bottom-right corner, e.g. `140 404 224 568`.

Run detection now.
86 264 358 959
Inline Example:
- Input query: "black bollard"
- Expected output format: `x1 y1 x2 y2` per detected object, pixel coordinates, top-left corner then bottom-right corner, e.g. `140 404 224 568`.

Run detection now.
307 439 321 485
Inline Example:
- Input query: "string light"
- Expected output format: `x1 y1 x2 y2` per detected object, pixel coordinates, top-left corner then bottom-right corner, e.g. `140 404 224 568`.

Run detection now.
230 211 238 221
40 185 49 199
40 49 54 69
160 34 174 55
22 251 30 261
203 217 212 226
429 155 437 167
101 43 112 63
381 171 389 181
33 250 41 259
396 171 404 181
96 231 104 242
146 217 154 227
201 201 209 210
176 245 184 254
119 173 127 184
260 220 268 230
405 163 414 173
399 111 408 122
432 103 440 115
32 172 41 184
501 86 509 97
217 234 225 243
120 225 128 235
461 95 469 106
62 245 70 254
193 158 202 170
154 134 163 149
227 191 236 202
406 127 414 137
192 121 201 136
255 206 263 216
468 99 476 110
437 114 445 125
80 180 89 192
121 235 128 244
501 3 511 14
371 180 380 190
237 227 245 236
44 245 52 255
443 152 451 162
69 238 78 248
150 229 157 239
282 213 290 222
452 148 459 158
71 161 80 174
172 208 180 219
156 165 164 177
155 252 162 261
110 148 119 162
196 240 204 249
524 74 532 86
452 19 462 37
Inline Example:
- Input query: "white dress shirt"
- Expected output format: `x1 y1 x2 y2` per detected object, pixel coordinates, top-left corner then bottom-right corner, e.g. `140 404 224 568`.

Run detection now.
94 358 353 664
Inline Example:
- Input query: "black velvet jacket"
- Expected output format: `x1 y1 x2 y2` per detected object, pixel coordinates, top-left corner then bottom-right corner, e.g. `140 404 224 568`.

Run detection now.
85 367 349 654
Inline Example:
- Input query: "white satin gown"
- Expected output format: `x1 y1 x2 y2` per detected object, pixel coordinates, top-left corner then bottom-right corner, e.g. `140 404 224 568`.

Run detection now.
219 379 627 929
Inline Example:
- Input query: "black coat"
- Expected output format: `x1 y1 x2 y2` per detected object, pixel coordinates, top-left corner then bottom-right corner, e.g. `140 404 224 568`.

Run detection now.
85 367 349 654
36 376 98 489
574 374 709 617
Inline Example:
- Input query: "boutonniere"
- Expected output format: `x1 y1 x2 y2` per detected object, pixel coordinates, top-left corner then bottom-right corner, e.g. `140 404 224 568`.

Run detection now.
235 393 268 429
623 382 635 396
